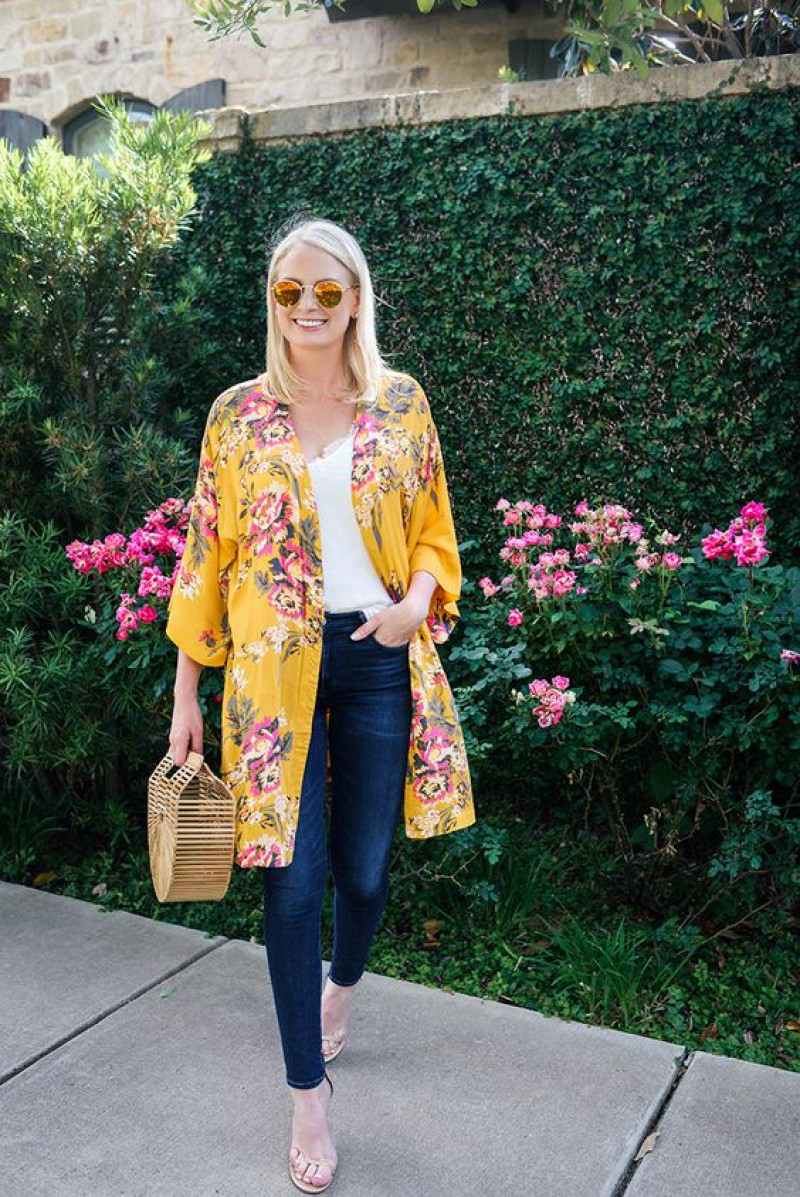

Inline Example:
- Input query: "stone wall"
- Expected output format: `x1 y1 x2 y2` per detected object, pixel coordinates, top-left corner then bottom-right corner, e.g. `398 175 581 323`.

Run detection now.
0 0 564 134
221 55 797 151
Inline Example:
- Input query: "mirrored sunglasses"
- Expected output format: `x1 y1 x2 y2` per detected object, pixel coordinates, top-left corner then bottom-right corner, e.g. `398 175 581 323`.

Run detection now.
272 279 358 309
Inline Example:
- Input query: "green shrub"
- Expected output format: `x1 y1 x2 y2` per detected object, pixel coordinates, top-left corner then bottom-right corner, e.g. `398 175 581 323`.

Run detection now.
154 90 800 571
449 497 800 915
0 100 215 865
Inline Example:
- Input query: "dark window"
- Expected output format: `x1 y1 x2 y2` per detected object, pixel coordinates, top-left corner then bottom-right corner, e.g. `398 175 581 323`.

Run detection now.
0 110 48 164
162 79 226 114
62 97 156 161
508 38 561 81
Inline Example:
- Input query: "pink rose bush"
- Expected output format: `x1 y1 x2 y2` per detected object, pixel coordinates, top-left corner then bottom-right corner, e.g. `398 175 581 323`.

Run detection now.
458 494 800 907
526 675 577 728
701 502 770 567
477 497 693 734
66 498 188 641
482 498 687 627
64 495 226 728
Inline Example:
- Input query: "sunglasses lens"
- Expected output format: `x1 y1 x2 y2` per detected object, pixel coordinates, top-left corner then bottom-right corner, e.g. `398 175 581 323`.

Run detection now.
273 281 301 307
314 281 344 308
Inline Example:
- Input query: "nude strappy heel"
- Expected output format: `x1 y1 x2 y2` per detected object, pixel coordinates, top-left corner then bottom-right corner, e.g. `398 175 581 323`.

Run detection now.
288 1072 337 1194
321 1031 346 1064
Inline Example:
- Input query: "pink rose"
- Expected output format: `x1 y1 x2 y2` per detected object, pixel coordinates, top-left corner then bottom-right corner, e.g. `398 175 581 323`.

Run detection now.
740 501 767 523
701 529 735 560
733 534 770 566
507 609 523 627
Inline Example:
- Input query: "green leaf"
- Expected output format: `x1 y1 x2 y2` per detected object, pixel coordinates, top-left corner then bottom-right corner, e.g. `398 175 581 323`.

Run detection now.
702 0 724 23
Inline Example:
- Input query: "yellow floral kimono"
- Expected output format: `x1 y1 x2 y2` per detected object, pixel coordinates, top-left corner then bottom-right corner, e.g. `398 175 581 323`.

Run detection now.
166 368 476 869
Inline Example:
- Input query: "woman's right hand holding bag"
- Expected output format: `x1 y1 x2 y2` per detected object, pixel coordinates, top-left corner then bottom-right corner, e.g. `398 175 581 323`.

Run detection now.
169 649 205 767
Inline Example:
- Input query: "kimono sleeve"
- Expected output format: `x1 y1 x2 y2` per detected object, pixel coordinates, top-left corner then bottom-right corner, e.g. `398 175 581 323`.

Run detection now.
166 407 237 668
406 386 462 644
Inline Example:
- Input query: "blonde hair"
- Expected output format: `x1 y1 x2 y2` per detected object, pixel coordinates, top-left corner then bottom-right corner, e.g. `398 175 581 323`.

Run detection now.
262 216 400 407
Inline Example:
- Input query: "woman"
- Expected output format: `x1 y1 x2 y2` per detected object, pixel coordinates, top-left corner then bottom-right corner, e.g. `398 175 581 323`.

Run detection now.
166 217 475 1192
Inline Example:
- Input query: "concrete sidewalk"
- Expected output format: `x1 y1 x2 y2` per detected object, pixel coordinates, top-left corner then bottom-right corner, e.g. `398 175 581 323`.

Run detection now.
1 881 797 1197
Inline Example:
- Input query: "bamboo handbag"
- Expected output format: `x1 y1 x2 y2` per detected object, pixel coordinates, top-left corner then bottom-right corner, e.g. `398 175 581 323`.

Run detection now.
147 750 235 902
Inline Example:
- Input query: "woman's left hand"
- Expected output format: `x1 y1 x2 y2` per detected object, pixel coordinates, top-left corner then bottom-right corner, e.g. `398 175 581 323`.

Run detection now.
350 594 429 647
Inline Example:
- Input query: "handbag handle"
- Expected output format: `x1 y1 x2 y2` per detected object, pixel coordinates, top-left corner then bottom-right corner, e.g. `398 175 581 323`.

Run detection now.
166 749 204 777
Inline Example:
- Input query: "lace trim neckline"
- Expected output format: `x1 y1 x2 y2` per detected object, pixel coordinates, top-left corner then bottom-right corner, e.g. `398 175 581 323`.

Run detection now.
306 428 355 467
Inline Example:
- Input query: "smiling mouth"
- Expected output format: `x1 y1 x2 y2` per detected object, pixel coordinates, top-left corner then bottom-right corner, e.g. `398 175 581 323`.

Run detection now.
293 319 327 328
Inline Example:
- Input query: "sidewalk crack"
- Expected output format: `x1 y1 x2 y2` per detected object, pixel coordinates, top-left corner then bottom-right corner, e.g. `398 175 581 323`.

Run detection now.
0 936 228 1087
612 1048 694 1195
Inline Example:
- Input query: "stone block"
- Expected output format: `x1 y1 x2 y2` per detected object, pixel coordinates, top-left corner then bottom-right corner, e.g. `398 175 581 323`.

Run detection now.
27 18 70 45
13 70 52 97
335 21 382 64
10 0 49 18
47 88 70 124
509 76 585 117
69 12 108 41
467 30 509 56
196 104 247 153
65 73 98 106
86 37 121 66
258 10 322 53
0 18 18 54
38 0 89 12
250 94 395 142
417 82 509 124
295 48 343 76
379 32 423 67
40 44 79 66
361 66 415 95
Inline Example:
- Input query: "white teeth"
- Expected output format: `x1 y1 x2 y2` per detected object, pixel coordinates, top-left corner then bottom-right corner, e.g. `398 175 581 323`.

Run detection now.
295 319 325 327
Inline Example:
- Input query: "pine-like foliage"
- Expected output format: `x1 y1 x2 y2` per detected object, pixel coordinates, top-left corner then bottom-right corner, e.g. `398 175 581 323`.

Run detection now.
0 99 214 872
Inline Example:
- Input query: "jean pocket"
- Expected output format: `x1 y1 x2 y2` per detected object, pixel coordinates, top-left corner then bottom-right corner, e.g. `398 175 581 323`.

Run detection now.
370 633 409 653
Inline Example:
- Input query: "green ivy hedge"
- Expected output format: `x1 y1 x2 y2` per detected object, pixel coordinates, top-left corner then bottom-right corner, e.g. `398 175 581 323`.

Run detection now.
155 87 799 576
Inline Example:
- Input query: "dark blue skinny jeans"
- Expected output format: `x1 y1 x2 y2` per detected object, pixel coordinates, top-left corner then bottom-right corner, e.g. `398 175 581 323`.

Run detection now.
261 609 412 1090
